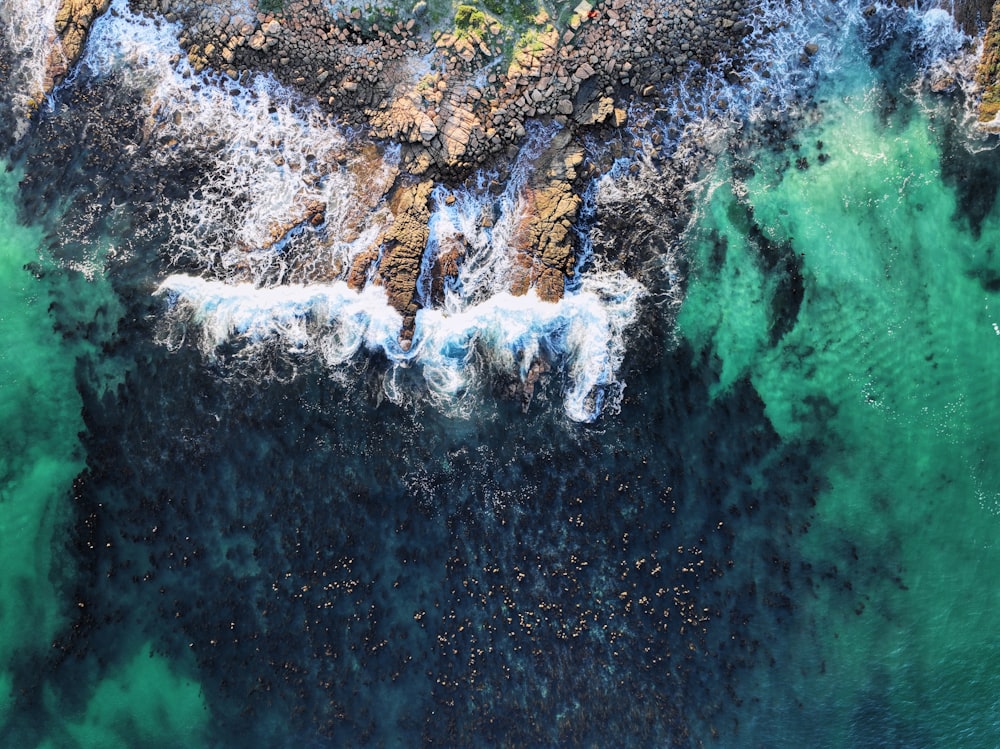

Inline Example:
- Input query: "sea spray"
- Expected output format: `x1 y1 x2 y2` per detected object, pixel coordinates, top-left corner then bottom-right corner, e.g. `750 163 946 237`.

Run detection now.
0 0 61 135
157 273 644 421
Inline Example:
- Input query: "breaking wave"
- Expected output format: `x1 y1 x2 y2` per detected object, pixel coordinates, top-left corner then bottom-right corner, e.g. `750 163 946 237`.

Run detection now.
30 0 987 421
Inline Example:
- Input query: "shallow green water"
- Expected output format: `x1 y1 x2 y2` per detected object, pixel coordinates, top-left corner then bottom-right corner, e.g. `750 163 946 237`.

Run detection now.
0 165 79 706
0 166 208 748
680 60 1000 747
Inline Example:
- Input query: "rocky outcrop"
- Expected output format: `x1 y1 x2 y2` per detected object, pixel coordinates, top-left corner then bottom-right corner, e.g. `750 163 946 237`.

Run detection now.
265 199 326 247
348 179 434 349
509 131 585 302
509 180 581 301
127 0 750 177
977 0 1000 130
44 0 111 94
951 0 996 35
27 0 763 354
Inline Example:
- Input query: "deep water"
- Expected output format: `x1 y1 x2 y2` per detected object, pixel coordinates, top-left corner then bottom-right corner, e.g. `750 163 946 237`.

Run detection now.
2 2 1000 748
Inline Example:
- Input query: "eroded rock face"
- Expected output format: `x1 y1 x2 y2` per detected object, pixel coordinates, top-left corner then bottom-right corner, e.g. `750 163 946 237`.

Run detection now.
347 179 434 349
45 0 111 93
508 131 586 302
952 0 996 34
510 180 581 302
977 0 1000 130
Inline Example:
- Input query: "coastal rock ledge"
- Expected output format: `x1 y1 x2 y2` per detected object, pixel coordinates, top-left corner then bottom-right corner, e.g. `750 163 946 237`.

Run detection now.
20 0 751 350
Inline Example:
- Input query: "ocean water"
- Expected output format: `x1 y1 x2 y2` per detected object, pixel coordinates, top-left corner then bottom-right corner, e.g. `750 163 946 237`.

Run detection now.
2 0 1000 747
680 22 1000 745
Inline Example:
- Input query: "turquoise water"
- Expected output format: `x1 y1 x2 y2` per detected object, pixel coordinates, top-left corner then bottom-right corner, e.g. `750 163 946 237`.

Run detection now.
0 166 208 748
680 43 1000 746
0 165 73 723
3 3 1000 747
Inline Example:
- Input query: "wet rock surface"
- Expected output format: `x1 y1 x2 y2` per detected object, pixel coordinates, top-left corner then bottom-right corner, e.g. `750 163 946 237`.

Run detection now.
24 0 757 350
45 0 112 93
977 0 1000 129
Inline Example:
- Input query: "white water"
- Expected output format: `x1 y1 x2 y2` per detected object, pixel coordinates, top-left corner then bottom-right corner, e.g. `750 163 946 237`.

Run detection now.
157 273 644 422
0 0 61 137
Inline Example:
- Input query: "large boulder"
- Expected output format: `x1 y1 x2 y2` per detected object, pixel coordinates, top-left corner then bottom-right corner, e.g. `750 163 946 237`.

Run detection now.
45 0 111 92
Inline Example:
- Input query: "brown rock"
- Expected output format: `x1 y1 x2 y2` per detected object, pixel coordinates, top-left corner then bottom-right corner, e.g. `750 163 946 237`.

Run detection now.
373 180 435 345
45 0 111 92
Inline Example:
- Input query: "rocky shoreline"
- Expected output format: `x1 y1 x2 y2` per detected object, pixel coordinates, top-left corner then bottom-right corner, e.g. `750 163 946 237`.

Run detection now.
27 0 1000 352
28 0 757 351
977 0 1000 129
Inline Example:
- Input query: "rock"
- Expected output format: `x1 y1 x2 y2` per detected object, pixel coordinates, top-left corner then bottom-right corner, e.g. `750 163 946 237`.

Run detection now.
976 0 1000 125
573 61 596 81
930 75 956 94
804 42 819 56
264 199 327 247
417 114 438 142
507 135 585 302
45 0 111 92
574 95 615 126
373 180 435 345
412 1 428 17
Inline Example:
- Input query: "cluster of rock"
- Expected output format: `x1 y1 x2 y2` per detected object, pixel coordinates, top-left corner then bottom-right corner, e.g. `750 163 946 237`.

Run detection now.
977 0 1000 130
116 0 751 175
41 0 757 349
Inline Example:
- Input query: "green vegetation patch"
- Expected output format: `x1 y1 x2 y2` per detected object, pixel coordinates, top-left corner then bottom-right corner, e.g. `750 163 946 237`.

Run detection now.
455 3 490 31
481 0 537 24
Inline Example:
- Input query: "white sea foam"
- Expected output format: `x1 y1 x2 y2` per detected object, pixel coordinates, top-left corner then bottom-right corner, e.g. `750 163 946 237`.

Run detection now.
0 0 61 136
158 273 644 422
82 2 396 283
